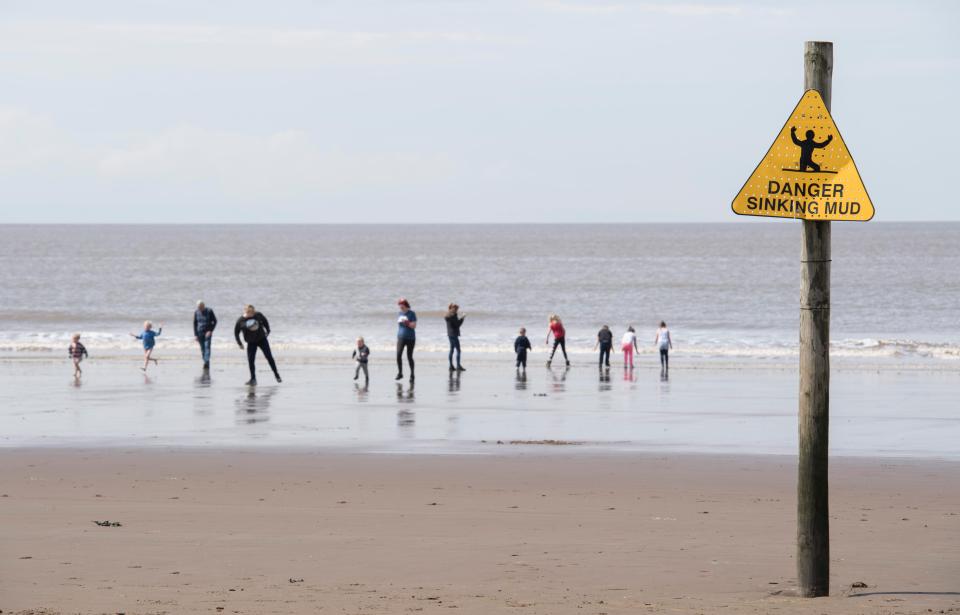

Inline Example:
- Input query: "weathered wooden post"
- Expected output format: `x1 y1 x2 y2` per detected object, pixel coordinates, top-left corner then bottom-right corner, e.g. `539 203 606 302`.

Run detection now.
731 41 873 598
796 40 832 598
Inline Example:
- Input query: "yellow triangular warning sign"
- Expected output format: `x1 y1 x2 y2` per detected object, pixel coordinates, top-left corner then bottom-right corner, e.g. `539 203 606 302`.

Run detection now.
732 90 874 221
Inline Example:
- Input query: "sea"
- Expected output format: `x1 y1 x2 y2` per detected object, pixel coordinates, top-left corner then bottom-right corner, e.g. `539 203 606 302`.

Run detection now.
1 223 957 367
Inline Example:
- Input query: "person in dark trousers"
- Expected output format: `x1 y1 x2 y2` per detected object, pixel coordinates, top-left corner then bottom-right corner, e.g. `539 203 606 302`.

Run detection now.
234 304 281 386
655 321 673 375
545 314 569 368
594 324 613 368
395 298 417 382
352 336 370 384
445 303 466 372
193 300 217 370
514 327 532 371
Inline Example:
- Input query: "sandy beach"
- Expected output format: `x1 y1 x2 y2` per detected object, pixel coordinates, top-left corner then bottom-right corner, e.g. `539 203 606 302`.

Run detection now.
1 449 958 614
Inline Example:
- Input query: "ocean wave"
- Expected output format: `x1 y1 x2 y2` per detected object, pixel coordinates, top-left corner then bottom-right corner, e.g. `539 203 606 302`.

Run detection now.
0 331 957 363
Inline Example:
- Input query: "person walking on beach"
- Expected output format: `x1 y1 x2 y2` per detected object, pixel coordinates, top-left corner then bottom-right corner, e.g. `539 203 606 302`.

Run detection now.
445 303 465 372
193 300 217 370
621 326 639 368
395 298 417 382
655 321 673 374
514 327 532 371
234 305 281 386
545 314 569 368
68 333 88 379
352 336 370 384
594 324 613 368
130 321 162 372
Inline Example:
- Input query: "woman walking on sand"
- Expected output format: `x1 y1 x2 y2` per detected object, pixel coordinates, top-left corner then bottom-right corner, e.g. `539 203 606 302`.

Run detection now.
655 321 673 374
621 325 639 368
395 298 417 382
545 314 569 368
445 303 465 372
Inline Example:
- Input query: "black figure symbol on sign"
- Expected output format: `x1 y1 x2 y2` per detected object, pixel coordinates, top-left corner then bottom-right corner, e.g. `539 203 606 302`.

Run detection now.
784 127 836 174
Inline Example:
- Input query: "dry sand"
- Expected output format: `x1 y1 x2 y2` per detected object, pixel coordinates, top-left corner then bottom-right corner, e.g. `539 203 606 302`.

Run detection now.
1 449 958 614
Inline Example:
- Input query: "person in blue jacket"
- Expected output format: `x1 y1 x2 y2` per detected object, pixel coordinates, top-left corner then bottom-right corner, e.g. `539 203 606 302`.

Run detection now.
130 321 163 372
395 298 417 382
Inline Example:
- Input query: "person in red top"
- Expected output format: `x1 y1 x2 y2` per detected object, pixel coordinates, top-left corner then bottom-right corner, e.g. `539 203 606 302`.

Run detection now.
545 314 570 368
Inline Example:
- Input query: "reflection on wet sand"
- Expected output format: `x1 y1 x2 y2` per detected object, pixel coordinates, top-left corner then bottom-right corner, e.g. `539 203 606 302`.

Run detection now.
598 367 612 392
623 366 636 382
396 381 415 403
447 371 461 395
396 382 416 436
193 369 214 416
550 366 570 392
354 382 369 401
235 386 277 424
515 369 528 391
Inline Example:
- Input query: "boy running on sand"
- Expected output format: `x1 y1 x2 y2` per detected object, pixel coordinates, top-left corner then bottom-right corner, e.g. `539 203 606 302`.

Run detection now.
352 337 370 384
131 321 163 372
68 333 88 378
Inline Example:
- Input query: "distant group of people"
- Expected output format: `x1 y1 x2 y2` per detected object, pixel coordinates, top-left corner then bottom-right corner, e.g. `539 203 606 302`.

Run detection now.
67 297 674 384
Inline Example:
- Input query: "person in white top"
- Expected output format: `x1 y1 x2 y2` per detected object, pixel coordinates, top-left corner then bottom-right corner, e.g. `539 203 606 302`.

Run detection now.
655 321 673 373
621 326 638 368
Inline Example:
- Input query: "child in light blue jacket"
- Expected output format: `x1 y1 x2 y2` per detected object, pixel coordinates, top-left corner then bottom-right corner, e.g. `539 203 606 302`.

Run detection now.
131 321 163 372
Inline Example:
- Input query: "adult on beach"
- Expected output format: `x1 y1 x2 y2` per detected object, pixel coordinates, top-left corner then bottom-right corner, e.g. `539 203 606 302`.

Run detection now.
655 321 673 373
444 303 465 372
545 314 570 368
234 304 281 386
193 300 217 370
396 298 417 382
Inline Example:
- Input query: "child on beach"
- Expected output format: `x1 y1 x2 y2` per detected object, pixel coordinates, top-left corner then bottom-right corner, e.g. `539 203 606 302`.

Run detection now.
594 325 613 368
514 328 532 371
545 314 569 368
622 326 639 368
68 333 88 378
352 337 370 384
130 321 162 372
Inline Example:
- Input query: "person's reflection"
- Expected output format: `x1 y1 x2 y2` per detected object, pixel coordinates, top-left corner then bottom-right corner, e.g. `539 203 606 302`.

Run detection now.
193 369 214 416
196 368 212 387
514 369 528 391
235 386 277 424
623 366 636 382
551 366 570 393
598 366 612 392
448 371 461 395
354 382 369 401
396 382 416 437
396 381 415 403
71 375 83 388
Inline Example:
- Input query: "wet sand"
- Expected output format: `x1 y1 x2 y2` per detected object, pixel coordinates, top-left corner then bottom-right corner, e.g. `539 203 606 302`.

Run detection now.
2 355 959 457
1 449 958 614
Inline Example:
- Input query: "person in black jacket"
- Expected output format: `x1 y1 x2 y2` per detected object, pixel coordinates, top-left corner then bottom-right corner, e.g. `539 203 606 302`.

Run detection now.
444 303 465 372
193 300 217 370
234 304 281 385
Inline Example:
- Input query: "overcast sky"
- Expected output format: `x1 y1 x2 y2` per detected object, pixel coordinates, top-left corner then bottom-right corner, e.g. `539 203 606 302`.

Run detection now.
1 0 956 223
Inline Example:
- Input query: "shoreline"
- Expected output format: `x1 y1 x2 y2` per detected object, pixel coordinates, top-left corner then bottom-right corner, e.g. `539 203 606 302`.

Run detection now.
2 448 958 614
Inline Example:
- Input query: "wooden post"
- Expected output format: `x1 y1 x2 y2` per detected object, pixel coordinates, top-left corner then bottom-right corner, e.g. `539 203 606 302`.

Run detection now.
797 40 832 598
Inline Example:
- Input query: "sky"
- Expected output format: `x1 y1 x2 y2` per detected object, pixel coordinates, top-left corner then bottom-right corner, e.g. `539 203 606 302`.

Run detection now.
0 0 957 223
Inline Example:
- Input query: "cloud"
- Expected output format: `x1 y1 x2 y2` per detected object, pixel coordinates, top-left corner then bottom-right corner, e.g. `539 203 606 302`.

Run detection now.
532 1 744 16
0 107 456 208
0 21 513 73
